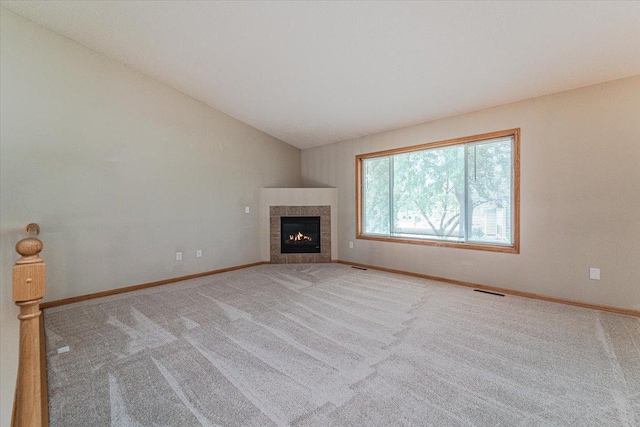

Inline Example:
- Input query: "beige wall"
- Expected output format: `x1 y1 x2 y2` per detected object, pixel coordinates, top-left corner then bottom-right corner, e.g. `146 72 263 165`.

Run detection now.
303 75 640 312
0 9 301 424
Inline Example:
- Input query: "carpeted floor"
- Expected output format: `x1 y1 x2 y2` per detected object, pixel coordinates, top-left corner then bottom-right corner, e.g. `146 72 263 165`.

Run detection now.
44 263 640 426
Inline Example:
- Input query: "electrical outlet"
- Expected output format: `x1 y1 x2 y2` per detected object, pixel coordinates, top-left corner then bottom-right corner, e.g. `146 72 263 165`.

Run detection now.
176 251 182 261
196 249 202 258
245 206 250 214
589 268 600 280
349 241 354 248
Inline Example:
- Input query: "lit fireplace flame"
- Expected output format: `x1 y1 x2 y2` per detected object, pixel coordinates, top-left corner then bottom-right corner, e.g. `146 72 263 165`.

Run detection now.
289 231 312 242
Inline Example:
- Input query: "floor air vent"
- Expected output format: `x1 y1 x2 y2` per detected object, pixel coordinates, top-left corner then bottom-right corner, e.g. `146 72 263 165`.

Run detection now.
351 266 368 270
473 289 505 297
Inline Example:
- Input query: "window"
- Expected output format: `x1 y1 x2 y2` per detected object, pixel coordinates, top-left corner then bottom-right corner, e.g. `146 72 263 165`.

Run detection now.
356 129 520 253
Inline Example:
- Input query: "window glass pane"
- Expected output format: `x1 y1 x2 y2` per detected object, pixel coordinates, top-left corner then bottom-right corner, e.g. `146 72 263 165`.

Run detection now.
393 145 465 241
467 138 513 244
359 130 518 251
363 157 390 234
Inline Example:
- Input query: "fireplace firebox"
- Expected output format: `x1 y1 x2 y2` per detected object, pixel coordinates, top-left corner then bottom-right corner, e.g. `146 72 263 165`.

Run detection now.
281 216 321 253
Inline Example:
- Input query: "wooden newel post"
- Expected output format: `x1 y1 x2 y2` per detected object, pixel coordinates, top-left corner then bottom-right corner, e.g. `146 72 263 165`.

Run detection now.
12 223 46 427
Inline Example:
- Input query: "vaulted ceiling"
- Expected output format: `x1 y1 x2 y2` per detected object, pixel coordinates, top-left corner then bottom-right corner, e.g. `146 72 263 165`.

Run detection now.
2 1 639 149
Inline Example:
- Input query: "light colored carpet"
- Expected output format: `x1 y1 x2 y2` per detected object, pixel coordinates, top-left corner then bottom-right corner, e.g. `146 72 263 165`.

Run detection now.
44 264 640 426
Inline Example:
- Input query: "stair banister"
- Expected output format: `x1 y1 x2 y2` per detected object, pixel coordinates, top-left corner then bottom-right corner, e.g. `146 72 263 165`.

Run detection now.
12 223 46 427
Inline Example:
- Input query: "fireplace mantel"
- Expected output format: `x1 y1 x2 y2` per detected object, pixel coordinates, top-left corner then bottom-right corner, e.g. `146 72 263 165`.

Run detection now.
260 188 338 262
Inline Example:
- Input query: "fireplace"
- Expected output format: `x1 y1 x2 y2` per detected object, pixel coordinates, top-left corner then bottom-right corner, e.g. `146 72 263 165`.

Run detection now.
269 205 331 263
281 216 321 253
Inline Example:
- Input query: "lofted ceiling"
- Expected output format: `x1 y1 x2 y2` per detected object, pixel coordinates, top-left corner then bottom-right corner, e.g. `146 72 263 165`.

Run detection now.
2 1 639 149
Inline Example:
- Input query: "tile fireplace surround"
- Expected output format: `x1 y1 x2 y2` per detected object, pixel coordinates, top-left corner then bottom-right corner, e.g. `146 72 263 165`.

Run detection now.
260 188 338 263
270 205 331 263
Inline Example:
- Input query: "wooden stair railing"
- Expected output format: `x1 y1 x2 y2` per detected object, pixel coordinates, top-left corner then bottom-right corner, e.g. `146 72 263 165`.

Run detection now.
12 223 46 427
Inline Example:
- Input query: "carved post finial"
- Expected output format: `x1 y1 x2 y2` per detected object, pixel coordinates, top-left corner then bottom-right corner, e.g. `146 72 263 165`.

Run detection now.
13 223 45 300
15 224 43 265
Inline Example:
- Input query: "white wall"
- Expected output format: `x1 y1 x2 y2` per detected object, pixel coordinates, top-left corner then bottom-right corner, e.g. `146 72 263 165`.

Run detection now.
302 75 640 312
0 9 301 425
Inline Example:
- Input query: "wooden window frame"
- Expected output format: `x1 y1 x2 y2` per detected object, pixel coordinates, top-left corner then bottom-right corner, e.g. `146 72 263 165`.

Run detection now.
356 128 520 254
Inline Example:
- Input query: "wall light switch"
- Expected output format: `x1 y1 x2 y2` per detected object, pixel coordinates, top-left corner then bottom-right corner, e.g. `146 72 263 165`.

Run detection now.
589 268 600 280
196 249 202 258
349 241 354 248
245 206 250 214
176 252 182 261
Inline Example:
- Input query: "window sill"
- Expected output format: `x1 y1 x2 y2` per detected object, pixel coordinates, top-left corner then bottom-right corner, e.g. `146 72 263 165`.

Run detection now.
357 233 519 254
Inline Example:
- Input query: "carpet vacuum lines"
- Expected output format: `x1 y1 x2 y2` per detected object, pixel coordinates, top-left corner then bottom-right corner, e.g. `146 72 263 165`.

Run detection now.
43 263 640 426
